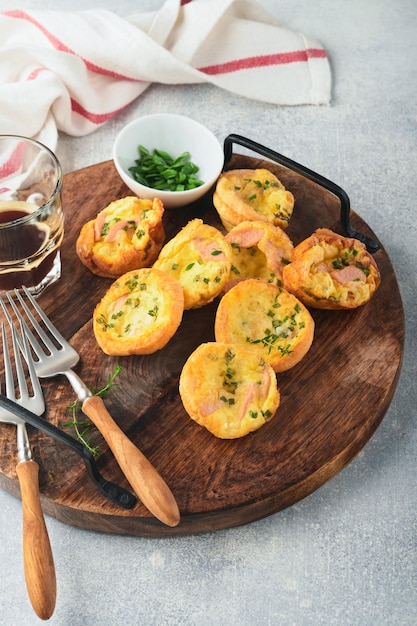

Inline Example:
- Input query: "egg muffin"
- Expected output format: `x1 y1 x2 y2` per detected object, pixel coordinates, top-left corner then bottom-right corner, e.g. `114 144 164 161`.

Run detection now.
179 342 280 439
224 220 293 291
93 268 184 355
214 279 314 373
153 218 232 309
76 196 165 278
213 168 294 231
282 228 381 310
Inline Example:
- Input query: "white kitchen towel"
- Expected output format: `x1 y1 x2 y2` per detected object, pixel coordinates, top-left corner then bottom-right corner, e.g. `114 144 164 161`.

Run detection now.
0 0 331 149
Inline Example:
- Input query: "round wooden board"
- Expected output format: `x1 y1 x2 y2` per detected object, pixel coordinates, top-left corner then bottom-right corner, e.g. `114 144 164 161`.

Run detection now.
0 155 404 537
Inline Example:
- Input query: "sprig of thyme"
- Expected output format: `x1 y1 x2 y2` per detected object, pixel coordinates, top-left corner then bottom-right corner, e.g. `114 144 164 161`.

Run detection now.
64 365 123 457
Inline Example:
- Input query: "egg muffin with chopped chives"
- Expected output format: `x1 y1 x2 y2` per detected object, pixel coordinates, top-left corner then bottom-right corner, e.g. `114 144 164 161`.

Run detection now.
213 168 294 231
153 218 232 309
179 342 280 439
215 279 314 373
76 196 165 278
93 267 183 355
282 228 381 309
224 220 293 291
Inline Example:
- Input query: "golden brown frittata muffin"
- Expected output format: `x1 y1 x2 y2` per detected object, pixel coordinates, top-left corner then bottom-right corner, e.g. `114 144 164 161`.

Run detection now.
213 168 294 231
179 342 280 439
214 279 314 373
224 220 293 291
282 228 381 309
76 196 165 278
153 218 232 309
93 268 183 355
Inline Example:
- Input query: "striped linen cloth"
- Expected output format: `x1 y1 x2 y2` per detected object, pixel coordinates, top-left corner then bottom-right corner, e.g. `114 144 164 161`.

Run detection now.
0 0 331 148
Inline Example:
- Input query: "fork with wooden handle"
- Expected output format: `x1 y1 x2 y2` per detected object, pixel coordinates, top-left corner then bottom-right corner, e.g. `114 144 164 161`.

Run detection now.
4 287 180 528
0 320 56 621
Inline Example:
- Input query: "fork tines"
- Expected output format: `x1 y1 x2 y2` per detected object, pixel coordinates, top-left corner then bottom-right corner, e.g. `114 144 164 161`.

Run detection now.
1 287 63 358
0 309 44 404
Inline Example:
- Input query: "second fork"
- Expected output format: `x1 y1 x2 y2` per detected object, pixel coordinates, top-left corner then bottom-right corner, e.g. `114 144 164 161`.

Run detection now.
0 320 56 620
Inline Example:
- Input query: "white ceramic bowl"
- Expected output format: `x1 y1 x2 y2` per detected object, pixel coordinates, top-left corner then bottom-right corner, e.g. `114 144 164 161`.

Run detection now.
112 114 224 209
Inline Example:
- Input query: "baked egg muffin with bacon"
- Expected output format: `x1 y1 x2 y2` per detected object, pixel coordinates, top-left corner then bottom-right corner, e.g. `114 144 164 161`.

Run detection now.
93 267 184 356
153 218 232 309
215 279 314 373
76 196 165 278
213 168 294 231
224 220 293 291
282 228 381 309
179 342 280 439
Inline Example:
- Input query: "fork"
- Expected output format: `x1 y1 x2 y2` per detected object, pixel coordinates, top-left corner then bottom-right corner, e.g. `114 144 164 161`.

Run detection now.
5 287 180 527
0 320 56 621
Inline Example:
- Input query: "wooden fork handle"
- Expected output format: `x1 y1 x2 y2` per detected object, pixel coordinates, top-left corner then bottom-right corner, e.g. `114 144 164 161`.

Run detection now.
82 395 180 527
16 460 56 621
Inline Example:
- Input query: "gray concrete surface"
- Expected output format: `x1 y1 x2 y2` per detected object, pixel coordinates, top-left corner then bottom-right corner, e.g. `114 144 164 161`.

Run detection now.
0 1 416 624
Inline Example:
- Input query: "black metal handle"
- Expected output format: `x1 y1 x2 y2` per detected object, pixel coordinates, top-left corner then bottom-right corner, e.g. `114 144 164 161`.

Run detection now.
0 394 137 510
223 134 380 253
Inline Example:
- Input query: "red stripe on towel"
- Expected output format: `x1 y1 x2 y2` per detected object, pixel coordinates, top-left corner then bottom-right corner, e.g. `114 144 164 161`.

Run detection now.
0 142 25 179
27 67 45 80
24 68 132 125
3 10 139 82
70 98 131 125
199 48 327 75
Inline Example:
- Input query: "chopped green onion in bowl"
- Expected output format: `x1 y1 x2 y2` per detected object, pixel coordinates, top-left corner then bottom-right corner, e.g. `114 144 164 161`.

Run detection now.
113 113 224 208
128 146 204 192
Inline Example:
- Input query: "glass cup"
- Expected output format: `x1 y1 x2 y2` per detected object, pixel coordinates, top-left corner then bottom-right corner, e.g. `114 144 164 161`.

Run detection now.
0 135 64 295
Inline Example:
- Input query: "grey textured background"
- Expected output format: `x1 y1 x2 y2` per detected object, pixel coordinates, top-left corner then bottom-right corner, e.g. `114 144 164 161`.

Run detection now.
0 1 416 624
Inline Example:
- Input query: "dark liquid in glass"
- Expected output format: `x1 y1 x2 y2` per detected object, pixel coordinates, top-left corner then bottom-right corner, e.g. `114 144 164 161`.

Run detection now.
0 208 57 290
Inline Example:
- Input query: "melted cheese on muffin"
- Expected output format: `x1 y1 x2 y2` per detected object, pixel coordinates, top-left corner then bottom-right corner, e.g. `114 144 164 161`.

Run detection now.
93 268 183 355
282 228 381 309
224 220 293 290
179 342 280 439
153 218 232 309
76 196 165 278
213 168 294 231
214 279 314 372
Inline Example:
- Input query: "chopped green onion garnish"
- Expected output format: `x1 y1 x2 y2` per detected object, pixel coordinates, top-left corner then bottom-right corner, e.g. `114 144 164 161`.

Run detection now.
128 145 204 192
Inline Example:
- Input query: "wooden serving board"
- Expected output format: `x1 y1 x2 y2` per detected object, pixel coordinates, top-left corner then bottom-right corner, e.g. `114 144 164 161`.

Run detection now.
0 155 404 537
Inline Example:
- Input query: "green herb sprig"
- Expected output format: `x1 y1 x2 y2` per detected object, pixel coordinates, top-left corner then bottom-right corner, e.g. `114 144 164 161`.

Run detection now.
64 365 123 457
128 145 204 192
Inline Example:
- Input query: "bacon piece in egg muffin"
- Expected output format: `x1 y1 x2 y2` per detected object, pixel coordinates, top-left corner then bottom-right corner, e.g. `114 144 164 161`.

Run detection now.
76 196 165 278
224 220 293 291
282 228 381 309
153 218 232 309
